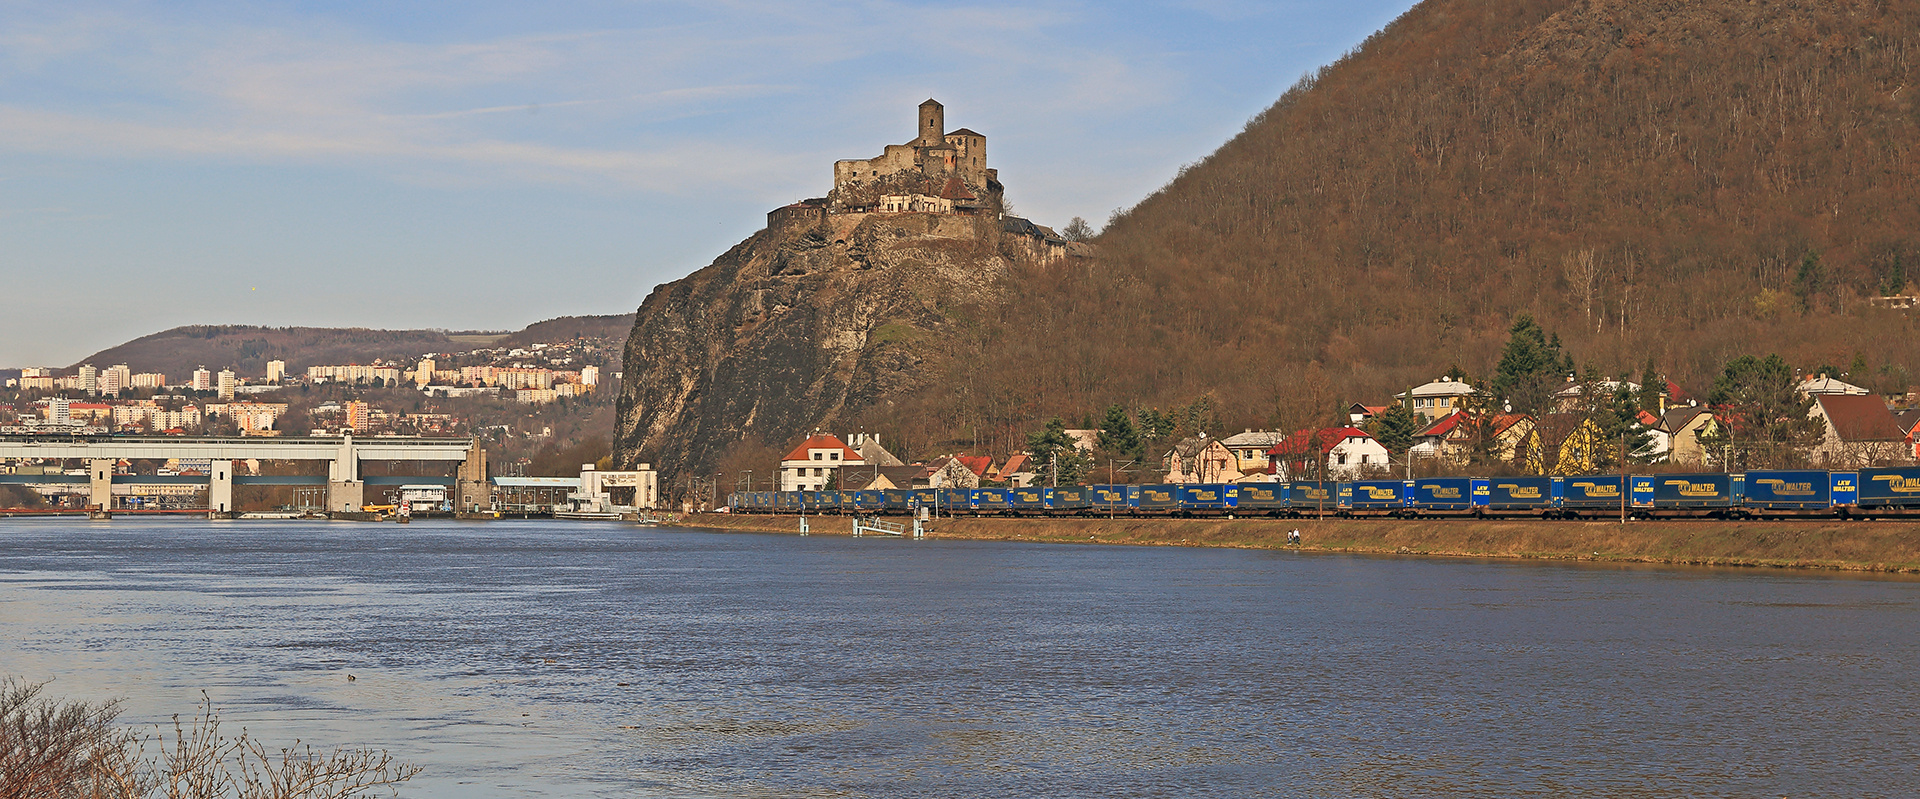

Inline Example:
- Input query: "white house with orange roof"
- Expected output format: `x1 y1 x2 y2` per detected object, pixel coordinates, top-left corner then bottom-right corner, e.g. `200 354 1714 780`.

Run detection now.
778 432 867 491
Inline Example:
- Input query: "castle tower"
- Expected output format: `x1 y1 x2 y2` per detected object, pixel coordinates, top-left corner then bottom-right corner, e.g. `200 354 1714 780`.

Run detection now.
918 99 944 146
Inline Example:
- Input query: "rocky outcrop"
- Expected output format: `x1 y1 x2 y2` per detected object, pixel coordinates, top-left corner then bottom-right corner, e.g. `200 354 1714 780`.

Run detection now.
613 208 1015 490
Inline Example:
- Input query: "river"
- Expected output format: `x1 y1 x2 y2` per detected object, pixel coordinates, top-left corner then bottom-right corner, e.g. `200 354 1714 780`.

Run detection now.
2 518 1916 797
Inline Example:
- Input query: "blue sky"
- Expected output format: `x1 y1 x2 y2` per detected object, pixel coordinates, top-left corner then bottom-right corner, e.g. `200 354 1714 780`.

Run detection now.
0 0 1416 367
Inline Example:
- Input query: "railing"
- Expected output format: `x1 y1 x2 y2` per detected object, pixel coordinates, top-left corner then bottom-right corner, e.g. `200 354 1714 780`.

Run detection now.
852 516 924 538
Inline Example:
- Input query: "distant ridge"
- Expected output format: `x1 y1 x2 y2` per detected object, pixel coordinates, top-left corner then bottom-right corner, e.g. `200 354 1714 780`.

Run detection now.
73 314 634 378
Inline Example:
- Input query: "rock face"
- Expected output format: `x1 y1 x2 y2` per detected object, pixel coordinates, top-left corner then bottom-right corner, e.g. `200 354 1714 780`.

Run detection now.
613 205 1015 490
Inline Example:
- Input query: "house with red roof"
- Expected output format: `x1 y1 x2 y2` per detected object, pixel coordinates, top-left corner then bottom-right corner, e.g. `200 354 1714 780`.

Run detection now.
925 454 992 488
1810 395 1914 468
1408 411 1533 464
1267 427 1390 480
1896 409 1920 462
778 433 865 491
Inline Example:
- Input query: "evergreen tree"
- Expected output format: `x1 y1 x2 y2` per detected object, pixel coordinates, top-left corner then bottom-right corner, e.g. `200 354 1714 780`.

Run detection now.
1706 354 1823 468
1793 251 1828 313
1135 407 1177 442
1093 404 1142 459
1492 314 1573 415
1026 417 1092 484
1637 357 1663 413
1367 402 1421 457
1883 254 1908 296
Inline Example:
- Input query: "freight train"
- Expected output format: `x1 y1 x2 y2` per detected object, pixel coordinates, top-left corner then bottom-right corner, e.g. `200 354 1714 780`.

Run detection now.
730 468 1920 520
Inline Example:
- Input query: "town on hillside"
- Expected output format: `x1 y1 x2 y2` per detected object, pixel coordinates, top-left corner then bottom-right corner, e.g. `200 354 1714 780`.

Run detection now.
0 330 627 500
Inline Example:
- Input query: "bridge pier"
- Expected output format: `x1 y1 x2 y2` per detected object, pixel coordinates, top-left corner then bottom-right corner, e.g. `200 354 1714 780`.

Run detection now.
89 459 112 511
209 460 233 514
456 444 489 513
328 435 363 513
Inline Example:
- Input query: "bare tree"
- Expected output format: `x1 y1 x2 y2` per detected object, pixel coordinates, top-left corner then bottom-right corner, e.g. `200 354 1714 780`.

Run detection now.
1562 249 1602 332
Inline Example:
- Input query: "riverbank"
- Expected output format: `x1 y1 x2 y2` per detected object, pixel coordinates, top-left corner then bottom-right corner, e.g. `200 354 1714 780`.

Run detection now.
680 512 1920 573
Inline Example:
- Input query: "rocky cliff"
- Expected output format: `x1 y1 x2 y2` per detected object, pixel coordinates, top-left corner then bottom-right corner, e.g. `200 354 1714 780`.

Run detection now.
613 205 1017 488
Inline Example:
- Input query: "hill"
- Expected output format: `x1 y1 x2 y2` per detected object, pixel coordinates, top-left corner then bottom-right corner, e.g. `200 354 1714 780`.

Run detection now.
617 0 1920 490
963 0 1920 442
75 314 633 379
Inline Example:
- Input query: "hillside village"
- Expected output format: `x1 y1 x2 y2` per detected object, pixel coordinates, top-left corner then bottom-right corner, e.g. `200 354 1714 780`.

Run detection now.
762 369 1918 498
752 314 1920 501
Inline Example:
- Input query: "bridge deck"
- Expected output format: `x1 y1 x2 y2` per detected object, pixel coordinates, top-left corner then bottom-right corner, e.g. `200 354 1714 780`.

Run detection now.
0 435 474 461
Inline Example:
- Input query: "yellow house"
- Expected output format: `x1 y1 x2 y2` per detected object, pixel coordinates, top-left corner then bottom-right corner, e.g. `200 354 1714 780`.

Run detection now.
1517 415 1614 475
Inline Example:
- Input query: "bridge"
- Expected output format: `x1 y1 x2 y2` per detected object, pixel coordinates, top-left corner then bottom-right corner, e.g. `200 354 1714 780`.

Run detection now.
0 434 486 513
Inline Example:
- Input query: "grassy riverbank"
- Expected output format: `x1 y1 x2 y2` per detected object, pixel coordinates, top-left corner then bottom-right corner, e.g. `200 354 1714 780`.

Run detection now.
680 512 1920 573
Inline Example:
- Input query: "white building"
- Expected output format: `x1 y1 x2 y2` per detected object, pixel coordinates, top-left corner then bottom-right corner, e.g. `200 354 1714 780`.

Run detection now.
416 358 435 387
1799 374 1870 396
1395 376 1478 421
779 433 866 491
192 367 212 392
216 369 237 400
581 365 600 387
266 360 286 383
78 365 98 395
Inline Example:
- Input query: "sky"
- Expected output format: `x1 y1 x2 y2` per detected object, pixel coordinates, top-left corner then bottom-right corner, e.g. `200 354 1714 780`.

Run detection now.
0 0 1417 368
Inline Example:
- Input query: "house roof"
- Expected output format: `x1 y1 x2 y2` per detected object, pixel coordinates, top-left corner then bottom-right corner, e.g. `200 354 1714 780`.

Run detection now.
1219 430 1282 448
997 453 1030 476
1661 404 1711 432
779 434 864 464
1553 379 1641 398
1800 375 1870 395
1416 411 1531 439
1270 427 1375 456
1893 409 1920 436
932 454 993 478
1415 411 1467 438
1396 378 1476 399
939 176 976 201
1815 395 1907 442
946 127 983 138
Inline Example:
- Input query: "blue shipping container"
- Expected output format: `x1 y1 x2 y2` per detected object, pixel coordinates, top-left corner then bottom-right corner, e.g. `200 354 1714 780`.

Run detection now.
1350 480 1408 510
1008 487 1048 510
1137 484 1181 511
1830 473 1858 507
1045 486 1094 512
1176 483 1238 510
1859 468 1920 507
1411 478 1475 511
1650 473 1736 509
1088 484 1139 510
1235 483 1289 510
1743 470 1829 509
1559 476 1627 509
1289 481 1337 509
973 488 1013 511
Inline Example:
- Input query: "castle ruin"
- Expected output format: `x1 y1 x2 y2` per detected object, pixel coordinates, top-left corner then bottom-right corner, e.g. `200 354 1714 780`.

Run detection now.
766 99 1082 264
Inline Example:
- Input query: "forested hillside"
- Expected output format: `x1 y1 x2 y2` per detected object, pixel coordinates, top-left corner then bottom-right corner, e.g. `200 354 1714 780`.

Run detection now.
874 0 1920 459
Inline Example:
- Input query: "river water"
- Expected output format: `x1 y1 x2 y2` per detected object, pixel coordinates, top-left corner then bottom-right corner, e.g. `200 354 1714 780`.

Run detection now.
1 518 1917 797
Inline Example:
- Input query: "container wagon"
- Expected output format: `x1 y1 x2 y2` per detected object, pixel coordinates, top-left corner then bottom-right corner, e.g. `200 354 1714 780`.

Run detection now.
1235 483 1290 516
1045 486 1095 515
1348 480 1409 516
1858 467 1920 516
1175 484 1238 516
1408 477 1480 516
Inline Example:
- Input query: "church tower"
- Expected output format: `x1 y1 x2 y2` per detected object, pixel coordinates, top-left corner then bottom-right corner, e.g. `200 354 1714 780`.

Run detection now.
917 99 945 147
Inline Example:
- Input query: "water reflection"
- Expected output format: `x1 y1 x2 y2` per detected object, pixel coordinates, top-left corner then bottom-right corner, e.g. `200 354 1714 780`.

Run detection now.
1 518 1917 797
